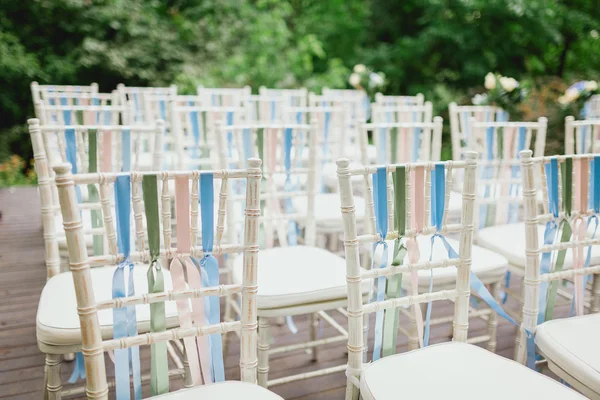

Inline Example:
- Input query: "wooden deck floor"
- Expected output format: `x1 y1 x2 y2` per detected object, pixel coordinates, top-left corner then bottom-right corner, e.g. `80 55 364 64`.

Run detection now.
0 187 563 399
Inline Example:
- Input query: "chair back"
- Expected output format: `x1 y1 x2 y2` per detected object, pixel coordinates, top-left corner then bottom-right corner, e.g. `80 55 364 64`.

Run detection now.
217 121 318 248
117 84 177 124
197 86 251 107
371 102 433 124
31 82 99 104
565 117 600 154
448 102 507 161
516 151 600 365
585 94 600 119
374 93 424 107
360 118 443 166
52 159 262 398
337 153 478 399
469 118 547 230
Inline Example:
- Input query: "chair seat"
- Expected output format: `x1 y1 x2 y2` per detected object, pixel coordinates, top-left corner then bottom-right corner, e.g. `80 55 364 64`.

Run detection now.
232 245 370 309
477 223 600 270
37 265 179 347
152 381 283 399
359 342 585 400
292 193 366 230
373 235 508 289
536 313 600 395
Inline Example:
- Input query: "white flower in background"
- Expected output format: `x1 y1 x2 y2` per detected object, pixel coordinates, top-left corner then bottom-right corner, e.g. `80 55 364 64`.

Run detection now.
558 95 569 105
369 72 384 88
484 72 496 90
472 93 488 105
353 64 367 73
499 76 519 92
564 87 580 102
585 80 598 91
349 73 361 87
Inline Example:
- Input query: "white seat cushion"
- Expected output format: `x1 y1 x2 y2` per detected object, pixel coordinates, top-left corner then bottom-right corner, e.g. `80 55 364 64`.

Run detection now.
536 313 600 394
153 381 282 399
232 245 370 309
292 193 366 230
360 342 585 400
477 223 600 269
373 235 507 289
37 265 179 346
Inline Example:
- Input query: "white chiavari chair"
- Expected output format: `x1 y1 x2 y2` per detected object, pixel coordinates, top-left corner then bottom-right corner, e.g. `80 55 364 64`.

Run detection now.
216 120 370 388
258 87 308 107
374 92 424 107
471 119 553 311
45 158 281 399
516 151 600 398
197 86 251 107
448 102 507 161
337 153 585 400
29 118 165 276
117 84 178 124
169 96 245 170
321 87 369 122
565 117 600 155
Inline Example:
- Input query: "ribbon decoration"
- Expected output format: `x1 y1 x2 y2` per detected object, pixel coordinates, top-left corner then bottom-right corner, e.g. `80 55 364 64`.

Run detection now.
131 91 140 123
189 102 201 159
171 176 212 385
584 157 600 289
381 166 407 357
570 158 588 316
411 111 420 162
283 128 298 246
507 126 527 224
371 167 389 361
199 173 225 382
142 175 169 395
544 158 573 322
423 164 447 346
270 100 276 122
122 128 132 172
319 110 332 192
112 176 142 400
226 111 234 158
479 126 495 229
407 167 425 348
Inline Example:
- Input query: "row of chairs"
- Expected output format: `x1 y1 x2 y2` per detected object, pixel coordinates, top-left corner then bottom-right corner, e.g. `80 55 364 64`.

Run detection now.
28 83 600 399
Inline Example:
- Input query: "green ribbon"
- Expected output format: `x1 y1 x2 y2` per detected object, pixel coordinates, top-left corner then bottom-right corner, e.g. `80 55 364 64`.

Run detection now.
87 129 103 256
544 157 573 321
75 110 84 125
257 127 265 166
142 175 169 395
390 127 398 164
381 167 406 357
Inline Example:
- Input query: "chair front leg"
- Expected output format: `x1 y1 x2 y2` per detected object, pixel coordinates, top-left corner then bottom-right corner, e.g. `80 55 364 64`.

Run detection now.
46 353 63 400
486 281 500 353
309 313 319 361
258 317 270 387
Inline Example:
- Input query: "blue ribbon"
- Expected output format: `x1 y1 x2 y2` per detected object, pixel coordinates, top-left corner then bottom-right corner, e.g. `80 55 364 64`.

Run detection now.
320 111 331 192
189 101 200 159
507 127 527 223
132 92 140 122
199 173 225 382
371 167 388 361
122 128 131 172
283 128 298 247
112 176 142 399
226 111 234 158
538 159 560 325
270 100 276 121
461 112 470 147
411 111 419 161
242 128 253 162
584 157 600 288
479 127 495 228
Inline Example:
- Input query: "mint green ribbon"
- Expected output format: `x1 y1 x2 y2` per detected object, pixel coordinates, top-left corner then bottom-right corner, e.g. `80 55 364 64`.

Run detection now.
142 175 169 395
88 129 104 256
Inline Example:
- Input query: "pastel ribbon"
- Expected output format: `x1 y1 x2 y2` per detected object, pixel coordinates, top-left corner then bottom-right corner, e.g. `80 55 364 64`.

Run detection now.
189 103 201 159
411 111 419 161
320 111 331 192
507 126 527 224
102 130 113 172
408 166 425 348
381 166 407 357
584 157 600 288
112 175 142 400
122 128 131 172
142 175 169 395
479 126 494 229
87 129 104 256
283 127 298 246
199 173 225 382
371 167 389 361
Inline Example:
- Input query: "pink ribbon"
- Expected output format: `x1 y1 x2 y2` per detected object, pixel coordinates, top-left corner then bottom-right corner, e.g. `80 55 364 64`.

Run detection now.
102 130 112 172
172 176 213 384
408 166 425 347
573 158 589 316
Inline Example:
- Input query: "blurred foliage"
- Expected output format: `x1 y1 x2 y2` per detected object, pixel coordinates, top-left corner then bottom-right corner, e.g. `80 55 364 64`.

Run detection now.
1 0 599 171
0 155 37 187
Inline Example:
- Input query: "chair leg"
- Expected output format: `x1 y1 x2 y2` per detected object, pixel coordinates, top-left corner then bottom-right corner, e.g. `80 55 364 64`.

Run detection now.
63 353 75 361
514 277 526 360
591 275 600 313
309 313 319 361
46 354 62 400
486 282 500 353
258 317 270 387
